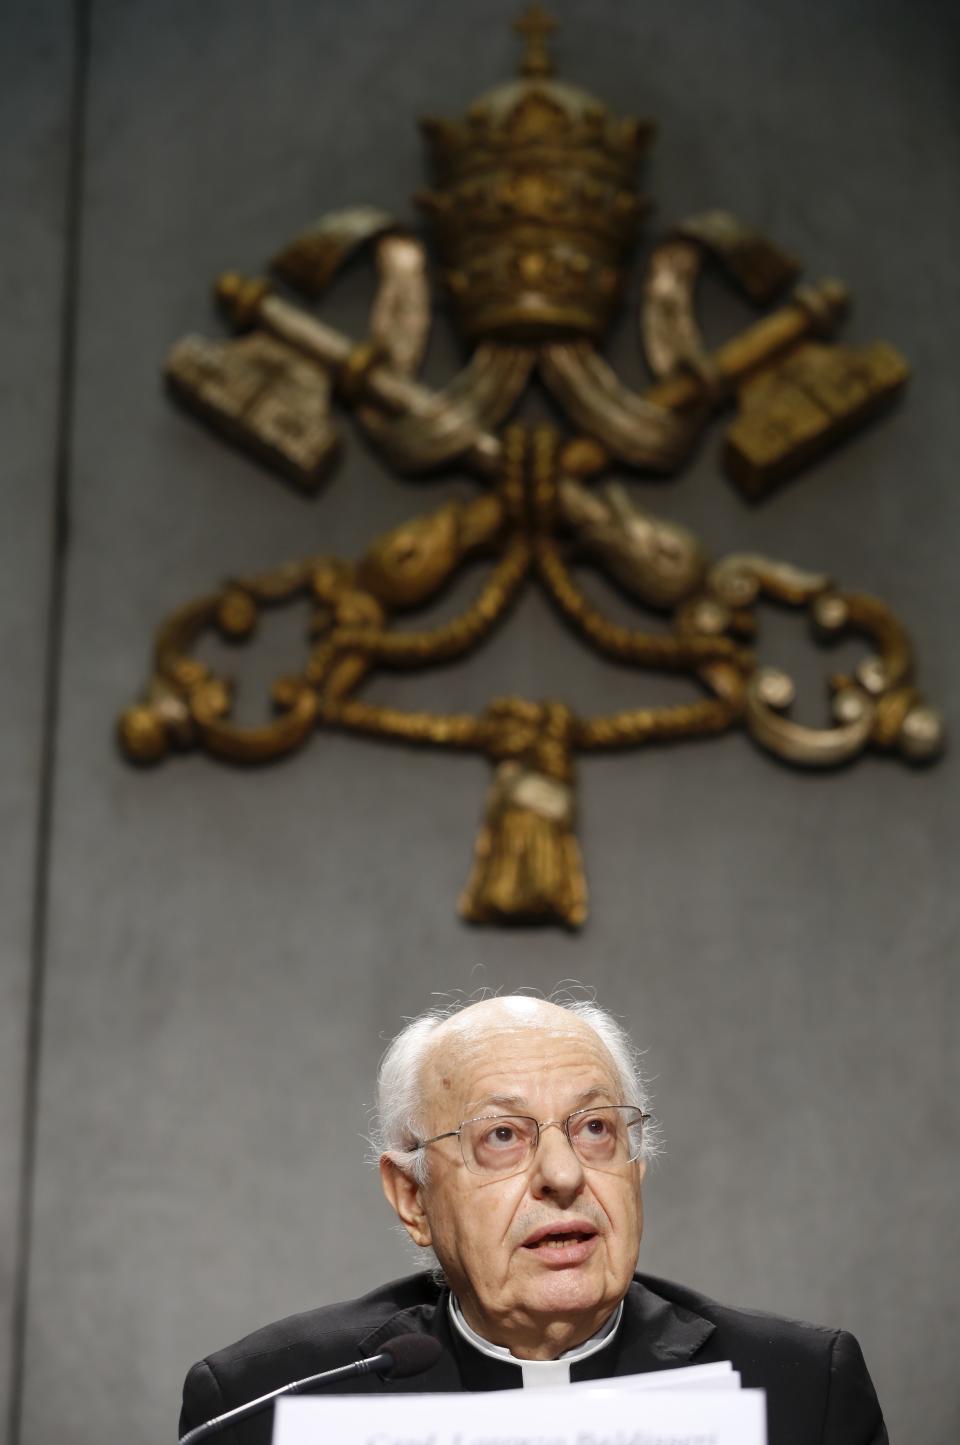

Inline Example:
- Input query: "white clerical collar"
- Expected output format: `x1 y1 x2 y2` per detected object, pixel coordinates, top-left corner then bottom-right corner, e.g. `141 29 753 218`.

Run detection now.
448 1295 623 1388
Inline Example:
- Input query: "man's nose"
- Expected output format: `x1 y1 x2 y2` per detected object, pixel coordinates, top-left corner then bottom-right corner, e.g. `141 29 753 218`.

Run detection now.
530 1121 585 1200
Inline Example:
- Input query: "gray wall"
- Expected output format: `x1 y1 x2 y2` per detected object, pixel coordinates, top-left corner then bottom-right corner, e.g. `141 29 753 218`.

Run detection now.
1 0 73 1437
4 1 958 1442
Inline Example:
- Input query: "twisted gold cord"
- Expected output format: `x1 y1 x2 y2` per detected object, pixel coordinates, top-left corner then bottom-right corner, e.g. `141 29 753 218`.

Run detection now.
324 535 531 669
321 698 482 748
576 698 740 750
534 535 743 670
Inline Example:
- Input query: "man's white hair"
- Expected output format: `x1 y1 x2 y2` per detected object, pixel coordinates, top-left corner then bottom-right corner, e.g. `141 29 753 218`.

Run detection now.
372 990 661 1185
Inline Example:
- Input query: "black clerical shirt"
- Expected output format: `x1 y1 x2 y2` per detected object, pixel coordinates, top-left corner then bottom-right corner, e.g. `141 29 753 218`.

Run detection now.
179 1270 888 1445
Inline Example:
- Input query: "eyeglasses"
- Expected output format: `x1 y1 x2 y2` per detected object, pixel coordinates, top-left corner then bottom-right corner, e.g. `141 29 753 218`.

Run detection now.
413 1105 648 1179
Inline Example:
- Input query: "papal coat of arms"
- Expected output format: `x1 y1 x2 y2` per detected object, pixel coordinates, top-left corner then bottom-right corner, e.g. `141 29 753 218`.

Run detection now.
119 7 943 927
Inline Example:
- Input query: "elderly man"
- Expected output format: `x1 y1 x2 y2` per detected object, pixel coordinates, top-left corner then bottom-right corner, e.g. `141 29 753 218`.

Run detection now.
179 995 887 1443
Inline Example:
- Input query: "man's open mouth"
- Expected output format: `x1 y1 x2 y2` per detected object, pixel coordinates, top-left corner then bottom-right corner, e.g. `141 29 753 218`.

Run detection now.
522 1223 598 1250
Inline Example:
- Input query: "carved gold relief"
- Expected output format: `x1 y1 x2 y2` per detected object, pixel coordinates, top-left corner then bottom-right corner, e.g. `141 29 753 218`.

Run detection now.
120 6 943 927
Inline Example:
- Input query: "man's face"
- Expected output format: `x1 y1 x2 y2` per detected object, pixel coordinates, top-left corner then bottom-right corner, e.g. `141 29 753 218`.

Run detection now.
381 999 645 1359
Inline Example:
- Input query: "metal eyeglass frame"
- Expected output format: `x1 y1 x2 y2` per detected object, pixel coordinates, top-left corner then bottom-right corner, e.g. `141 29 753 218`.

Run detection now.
412 1104 650 1177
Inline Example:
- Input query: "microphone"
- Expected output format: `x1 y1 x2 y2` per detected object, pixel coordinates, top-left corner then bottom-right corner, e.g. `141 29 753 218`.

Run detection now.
178 1333 443 1445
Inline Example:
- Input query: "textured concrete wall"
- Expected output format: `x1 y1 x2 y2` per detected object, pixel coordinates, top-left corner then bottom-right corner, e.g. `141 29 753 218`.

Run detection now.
5 2 959 1443
0 1 73 1437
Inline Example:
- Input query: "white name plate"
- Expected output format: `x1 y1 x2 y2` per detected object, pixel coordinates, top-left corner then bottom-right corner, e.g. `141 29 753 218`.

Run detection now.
274 1384 767 1445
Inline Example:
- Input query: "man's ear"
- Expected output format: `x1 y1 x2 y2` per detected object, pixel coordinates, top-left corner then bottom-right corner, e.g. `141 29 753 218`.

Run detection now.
380 1155 433 1248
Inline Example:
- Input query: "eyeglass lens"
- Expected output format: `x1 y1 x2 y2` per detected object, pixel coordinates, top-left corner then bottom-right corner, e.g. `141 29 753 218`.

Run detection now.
460 1106 643 1176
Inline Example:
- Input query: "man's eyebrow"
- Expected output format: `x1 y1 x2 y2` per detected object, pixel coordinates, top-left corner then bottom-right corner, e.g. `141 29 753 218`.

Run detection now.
466 1086 617 1114
467 1093 528 1113
572 1086 617 1106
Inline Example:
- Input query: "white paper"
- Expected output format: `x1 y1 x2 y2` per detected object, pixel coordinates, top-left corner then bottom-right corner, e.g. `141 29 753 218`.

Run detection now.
274 1382 767 1445
572 1362 739 1393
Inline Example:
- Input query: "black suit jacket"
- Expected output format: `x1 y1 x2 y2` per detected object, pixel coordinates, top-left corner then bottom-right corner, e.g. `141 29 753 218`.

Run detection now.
179 1270 888 1445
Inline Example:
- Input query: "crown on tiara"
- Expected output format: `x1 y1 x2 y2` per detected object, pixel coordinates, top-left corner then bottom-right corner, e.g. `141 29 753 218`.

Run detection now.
417 5 655 342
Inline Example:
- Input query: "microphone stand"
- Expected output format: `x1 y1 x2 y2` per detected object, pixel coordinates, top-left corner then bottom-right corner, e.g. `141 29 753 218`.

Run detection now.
178 1348 394 1445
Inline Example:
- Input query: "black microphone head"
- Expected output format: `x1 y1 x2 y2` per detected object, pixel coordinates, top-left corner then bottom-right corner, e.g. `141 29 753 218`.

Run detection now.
377 1333 443 1380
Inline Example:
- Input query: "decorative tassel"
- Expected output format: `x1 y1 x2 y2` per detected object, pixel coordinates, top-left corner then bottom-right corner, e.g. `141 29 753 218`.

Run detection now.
460 701 587 928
